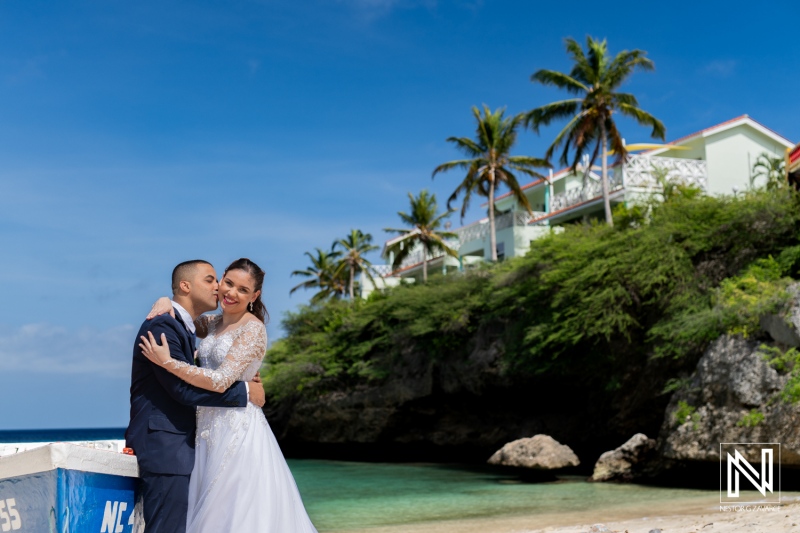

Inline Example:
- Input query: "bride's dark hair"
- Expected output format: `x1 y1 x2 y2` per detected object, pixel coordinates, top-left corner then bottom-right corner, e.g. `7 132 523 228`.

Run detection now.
224 258 269 324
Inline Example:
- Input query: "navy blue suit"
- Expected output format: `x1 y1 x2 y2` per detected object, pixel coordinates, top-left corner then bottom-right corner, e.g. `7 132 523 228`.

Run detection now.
125 311 247 533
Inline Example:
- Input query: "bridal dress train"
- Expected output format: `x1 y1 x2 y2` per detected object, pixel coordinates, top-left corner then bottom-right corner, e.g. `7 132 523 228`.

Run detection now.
167 315 318 533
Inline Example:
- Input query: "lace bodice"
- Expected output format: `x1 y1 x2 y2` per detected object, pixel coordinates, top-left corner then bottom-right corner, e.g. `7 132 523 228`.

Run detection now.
199 315 265 380
161 315 267 392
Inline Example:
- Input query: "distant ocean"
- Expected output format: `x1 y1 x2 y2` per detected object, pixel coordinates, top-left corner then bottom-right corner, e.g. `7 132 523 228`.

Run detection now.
0 427 126 443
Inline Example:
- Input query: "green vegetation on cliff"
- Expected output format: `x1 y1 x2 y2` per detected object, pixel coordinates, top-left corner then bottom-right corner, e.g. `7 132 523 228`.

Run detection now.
265 191 800 400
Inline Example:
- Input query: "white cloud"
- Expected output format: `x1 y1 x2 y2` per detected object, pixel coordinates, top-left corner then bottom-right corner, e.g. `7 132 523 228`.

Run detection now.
336 0 437 19
701 60 737 77
0 323 136 377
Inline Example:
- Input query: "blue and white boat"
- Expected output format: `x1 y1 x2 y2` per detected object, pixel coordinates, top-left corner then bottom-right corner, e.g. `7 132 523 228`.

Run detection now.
0 442 139 532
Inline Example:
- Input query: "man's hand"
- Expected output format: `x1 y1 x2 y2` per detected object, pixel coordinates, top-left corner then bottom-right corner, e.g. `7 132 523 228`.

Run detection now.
248 382 266 408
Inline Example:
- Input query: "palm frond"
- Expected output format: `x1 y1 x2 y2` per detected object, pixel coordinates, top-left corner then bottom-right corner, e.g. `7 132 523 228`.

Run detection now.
507 155 551 168
497 168 534 213
521 99 582 131
445 136 484 157
432 158 476 177
616 103 666 140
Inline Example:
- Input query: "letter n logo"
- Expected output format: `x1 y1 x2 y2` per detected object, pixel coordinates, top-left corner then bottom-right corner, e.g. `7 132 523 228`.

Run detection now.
720 443 781 504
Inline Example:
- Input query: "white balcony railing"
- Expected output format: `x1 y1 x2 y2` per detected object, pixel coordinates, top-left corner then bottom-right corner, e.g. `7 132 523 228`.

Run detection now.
550 173 624 212
389 239 460 272
371 264 394 277
455 210 547 245
548 155 708 213
623 154 707 190
456 219 489 245
382 210 549 274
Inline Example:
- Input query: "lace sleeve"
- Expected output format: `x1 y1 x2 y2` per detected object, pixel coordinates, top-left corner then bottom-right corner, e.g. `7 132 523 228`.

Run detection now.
161 321 266 392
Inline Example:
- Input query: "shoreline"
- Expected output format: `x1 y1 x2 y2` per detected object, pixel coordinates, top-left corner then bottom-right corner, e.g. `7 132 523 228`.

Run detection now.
4 439 797 532
332 499 800 533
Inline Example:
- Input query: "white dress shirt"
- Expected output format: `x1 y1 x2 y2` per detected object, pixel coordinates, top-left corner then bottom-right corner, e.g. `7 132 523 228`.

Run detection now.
171 300 196 334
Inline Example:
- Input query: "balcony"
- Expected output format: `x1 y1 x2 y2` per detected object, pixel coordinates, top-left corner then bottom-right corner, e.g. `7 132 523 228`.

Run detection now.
549 155 708 213
455 210 547 245
623 154 707 190
550 173 624 213
380 210 548 274
379 154 708 278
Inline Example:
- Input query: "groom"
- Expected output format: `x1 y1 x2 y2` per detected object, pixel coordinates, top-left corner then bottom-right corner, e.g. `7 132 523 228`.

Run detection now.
125 260 265 533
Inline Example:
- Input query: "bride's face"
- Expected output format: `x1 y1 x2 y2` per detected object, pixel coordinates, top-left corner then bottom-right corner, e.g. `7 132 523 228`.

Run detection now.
219 269 260 315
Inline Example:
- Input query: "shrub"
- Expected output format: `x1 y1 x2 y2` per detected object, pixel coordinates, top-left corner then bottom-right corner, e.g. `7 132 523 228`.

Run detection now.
737 409 765 427
673 400 700 429
263 190 800 400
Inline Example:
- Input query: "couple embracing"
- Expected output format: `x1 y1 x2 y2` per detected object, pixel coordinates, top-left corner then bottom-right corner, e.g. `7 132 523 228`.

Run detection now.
125 258 318 532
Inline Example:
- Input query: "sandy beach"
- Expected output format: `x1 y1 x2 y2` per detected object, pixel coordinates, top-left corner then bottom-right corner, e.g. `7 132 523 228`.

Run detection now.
335 499 800 533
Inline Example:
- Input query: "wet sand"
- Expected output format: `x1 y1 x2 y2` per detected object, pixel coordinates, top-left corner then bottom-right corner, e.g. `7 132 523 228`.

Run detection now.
333 497 800 533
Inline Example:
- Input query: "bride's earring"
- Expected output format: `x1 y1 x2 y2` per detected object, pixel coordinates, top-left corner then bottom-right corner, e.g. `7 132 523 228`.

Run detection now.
249 302 254 312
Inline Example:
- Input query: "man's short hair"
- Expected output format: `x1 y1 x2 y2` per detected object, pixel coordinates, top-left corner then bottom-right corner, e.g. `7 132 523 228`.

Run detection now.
172 260 212 293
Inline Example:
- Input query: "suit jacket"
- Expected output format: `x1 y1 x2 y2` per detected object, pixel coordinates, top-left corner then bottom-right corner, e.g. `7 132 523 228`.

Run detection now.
125 311 247 475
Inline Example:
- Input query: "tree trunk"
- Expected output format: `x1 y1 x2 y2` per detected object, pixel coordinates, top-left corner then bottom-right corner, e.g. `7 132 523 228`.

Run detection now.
489 170 498 262
349 265 354 300
600 123 613 227
423 256 428 282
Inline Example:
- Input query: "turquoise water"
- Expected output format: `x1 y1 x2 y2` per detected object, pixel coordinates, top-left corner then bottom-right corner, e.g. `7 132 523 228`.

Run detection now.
289 460 721 531
0 430 761 531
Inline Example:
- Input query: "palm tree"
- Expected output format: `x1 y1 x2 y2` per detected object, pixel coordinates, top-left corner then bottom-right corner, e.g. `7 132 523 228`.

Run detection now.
751 152 786 190
522 36 665 227
384 190 458 282
433 105 550 262
290 247 346 302
334 229 379 300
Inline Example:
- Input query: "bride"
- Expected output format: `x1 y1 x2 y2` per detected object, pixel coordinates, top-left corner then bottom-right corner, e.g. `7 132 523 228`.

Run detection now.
139 257 318 533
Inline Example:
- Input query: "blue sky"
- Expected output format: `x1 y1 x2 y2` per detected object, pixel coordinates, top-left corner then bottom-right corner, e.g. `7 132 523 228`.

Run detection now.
2 0 799 429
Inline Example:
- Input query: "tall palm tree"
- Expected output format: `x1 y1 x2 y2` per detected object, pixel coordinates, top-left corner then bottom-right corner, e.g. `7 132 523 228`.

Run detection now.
384 190 458 282
751 152 786 190
334 229 379 300
290 247 346 302
433 105 550 262
522 36 665 227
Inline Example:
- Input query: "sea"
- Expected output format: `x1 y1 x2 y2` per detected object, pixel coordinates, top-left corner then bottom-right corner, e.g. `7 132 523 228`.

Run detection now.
0 428 783 532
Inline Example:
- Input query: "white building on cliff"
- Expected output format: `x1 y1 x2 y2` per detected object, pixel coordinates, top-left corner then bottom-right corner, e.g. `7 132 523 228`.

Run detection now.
364 115 793 295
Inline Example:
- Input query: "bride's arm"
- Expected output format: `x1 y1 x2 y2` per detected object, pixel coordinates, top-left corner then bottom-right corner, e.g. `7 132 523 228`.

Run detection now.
139 321 266 392
145 296 211 338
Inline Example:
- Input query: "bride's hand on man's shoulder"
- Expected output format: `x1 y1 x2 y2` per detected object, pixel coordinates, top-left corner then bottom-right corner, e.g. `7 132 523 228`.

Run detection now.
139 331 172 365
146 297 175 320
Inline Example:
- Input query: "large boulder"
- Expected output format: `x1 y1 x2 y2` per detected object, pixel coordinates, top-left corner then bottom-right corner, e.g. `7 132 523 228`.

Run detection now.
657 334 800 465
487 434 579 469
590 433 656 482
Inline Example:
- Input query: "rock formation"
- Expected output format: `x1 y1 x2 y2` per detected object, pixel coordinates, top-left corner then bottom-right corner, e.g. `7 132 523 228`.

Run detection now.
590 433 656 482
487 434 579 470
264 323 656 464
657 319 800 467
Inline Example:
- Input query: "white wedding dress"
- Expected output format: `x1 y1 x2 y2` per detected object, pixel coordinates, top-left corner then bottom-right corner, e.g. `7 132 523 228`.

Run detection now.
176 315 318 533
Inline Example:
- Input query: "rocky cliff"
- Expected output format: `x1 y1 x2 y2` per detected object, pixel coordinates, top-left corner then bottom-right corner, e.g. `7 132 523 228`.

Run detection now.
657 335 800 465
265 321 682 467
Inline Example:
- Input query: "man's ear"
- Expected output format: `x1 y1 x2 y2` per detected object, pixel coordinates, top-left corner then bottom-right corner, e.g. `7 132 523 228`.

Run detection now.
178 279 192 295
